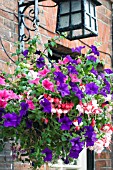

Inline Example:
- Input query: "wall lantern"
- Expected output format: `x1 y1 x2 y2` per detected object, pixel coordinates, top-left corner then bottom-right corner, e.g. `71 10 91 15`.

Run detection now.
54 0 101 40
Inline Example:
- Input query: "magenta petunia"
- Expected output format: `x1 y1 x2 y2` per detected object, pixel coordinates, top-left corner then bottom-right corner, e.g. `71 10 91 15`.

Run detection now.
42 79 54 92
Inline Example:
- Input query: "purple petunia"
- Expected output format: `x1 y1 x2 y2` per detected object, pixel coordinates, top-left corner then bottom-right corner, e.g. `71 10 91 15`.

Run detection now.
69 137 85 159
90 67 98 76
104 69 113 74
36 57 45 68
90 45 100 56
104 79 110 93
71 84 84 100
22 50 29 57
42 148 52 162
54 71 66 83
85 82 99 95
65 55 77 65
72 46 85 54
87 55 97 62
67 65 78 74
83 126 97 147
40 98 51 113
57 83 70 97
58 116 72 130
2 112 21 127
99 88 107 97
19 102 29 117
26 119 33 128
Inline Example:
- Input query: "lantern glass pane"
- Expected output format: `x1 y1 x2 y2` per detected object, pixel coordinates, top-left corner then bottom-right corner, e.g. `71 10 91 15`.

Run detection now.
71 13 81 25
84 29 91 35
85 0 90 13
71 0 81 12
60 1 70 14
90 3 95 17
91 18 96 31
59 15 69 28
85 14 90 27
72 29 83 37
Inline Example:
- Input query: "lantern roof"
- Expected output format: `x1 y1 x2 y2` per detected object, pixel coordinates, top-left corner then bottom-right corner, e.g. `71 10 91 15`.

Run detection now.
52 0 101 6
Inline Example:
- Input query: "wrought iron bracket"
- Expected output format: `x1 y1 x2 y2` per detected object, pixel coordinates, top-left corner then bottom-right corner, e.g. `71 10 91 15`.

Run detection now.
18 0 39 44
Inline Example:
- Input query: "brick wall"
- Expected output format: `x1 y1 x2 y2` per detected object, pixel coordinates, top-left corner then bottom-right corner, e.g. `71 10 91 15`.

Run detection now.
0 0 113 170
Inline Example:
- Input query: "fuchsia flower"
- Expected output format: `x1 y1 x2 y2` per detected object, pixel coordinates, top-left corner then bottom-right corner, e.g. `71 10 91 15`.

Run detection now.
0 77 5 85
42 79 54 92
37 67 50 77
76 99 103 115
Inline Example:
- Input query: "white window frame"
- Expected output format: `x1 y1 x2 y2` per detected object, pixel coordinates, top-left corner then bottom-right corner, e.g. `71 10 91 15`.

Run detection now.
48 148 87 170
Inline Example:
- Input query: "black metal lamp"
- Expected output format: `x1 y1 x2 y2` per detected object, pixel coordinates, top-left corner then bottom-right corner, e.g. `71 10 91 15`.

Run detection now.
54 0 101 40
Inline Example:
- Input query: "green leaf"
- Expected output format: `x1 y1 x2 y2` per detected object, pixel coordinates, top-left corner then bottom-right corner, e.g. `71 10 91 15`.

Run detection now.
48 48 53 56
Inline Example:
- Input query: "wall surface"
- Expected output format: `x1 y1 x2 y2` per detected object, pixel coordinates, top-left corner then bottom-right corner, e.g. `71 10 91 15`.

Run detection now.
0 0 113 170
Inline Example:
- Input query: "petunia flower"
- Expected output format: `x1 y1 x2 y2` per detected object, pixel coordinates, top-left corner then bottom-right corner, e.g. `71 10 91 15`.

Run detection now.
42 79 54 92
57 83 70 97
42 148 52 162
40 98 51 113
67 65 78 74
22 49 29 57
19 102 29 117
26 100 35 110
104 69 113 74
87 55 97 62
26 119 33 128
90 45 100 56
58 116 72 130
69 74 81 83
90 67 98 76
72 46 85 54
0 77 5 85
2 112 21 127
83 126 97 147
54 71 66 83
37 67 50 77
28 78 40 85
69 137 85 159
85 82 99 95
36 57 45 68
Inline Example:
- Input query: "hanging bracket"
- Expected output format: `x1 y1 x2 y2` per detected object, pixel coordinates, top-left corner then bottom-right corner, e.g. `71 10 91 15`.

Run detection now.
18 0 39 45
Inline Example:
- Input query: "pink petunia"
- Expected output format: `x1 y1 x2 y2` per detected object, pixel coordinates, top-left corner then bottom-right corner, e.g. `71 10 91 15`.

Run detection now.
28 78 40 85
58 57 69 65
26 100 35 110
0 100 7 108
0 77 5 85
8 90 19 100
69 74 81 83
42 79 54 92
53 64 60 72
0 89 10 101
37 67 50 77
